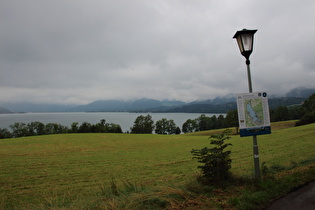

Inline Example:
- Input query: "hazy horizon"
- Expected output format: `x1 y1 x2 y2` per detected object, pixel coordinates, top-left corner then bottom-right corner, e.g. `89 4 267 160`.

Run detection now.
1 1 315 105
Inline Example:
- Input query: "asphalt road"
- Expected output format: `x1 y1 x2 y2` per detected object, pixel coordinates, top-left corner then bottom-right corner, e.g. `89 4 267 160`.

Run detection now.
265 182 315 210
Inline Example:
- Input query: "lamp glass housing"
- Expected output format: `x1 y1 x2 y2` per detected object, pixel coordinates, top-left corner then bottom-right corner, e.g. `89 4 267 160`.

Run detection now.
233 29 257 59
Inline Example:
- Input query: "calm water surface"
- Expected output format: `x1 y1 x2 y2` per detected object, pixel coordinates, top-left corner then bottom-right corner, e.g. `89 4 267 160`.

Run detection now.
0 112 224 133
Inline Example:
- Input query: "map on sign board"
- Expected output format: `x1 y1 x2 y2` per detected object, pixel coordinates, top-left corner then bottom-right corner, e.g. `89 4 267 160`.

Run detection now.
236 92 271 137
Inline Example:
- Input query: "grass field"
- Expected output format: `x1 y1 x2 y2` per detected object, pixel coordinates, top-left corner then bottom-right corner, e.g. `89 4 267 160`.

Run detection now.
0 121 314 209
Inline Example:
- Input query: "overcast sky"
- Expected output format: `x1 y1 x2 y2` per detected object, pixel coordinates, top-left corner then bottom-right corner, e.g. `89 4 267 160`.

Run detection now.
1 0 315 105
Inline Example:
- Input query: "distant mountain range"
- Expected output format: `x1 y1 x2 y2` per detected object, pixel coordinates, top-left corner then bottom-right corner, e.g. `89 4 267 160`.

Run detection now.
71 98 186 112
1 87 314 114
0 107 12 114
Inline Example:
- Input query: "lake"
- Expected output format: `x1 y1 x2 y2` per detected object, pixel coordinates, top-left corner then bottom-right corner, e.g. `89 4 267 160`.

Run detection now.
0 112 225 133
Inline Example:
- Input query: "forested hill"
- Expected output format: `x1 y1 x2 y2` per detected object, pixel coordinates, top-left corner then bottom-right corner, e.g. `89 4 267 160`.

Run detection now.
152 97 306 113
0 107 12 114
1 96 307 113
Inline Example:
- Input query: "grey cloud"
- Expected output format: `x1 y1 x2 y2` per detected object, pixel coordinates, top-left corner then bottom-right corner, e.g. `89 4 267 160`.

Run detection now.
1 0 315 104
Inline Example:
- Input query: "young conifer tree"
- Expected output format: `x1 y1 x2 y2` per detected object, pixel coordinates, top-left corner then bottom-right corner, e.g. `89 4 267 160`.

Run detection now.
191 129 232 182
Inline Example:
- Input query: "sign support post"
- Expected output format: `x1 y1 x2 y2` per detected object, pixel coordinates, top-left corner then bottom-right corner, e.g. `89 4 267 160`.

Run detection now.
247 59 260 178
236 90 271 178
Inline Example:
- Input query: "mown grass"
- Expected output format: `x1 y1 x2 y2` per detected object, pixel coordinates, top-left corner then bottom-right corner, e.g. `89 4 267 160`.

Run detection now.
0 121 314 209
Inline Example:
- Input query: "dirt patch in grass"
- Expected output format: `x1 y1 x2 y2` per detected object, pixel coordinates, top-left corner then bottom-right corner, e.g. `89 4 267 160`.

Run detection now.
271 120 297 131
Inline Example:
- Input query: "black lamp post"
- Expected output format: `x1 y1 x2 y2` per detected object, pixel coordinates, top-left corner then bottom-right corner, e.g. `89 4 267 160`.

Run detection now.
233 29 257 92
233 29 260 178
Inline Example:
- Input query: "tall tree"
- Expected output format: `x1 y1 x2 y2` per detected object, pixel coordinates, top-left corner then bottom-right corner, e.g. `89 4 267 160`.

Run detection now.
10 122 28 137
107 123 123 133
155 118 169 134
296 93 315 126
196 114 211 131
0 128 12 139
217 115 225 129
167 119 177 135
78 122 92 133
131 114 155 134
155 118 178 135
182 119 198 133
224 109 239 133
70 122 79 133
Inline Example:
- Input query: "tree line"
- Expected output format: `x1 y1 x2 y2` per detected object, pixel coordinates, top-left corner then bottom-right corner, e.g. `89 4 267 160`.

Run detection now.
129 114 228 134
130 93 315 134
0 109 305 139
0 113 228 138
0 120 123 139
1 93 314 139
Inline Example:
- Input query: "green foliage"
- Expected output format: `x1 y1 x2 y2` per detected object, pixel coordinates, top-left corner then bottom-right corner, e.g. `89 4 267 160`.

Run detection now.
175 126 181 134
191 130 232 182
1 119 122 139
9 122 28 137
44 123 67 134
167 119 177 134
182 114 226 133
27 121 45 135
70 122 79 133
8 121 68 137
224 109 239 133
155 118 169 134
106 123 123 133
195 114 211 131
155 118 179 134
217 114 225 129
130 114 155 134
0 128 12 139
78 121 92 133
288 105 303 120
182 119 198 133
270 106 290 122
301 93 315 113
296 93 315 126
270 105 302 122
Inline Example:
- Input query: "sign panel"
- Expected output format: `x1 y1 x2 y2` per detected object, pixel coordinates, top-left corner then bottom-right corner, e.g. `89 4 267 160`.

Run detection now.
236 92 271 137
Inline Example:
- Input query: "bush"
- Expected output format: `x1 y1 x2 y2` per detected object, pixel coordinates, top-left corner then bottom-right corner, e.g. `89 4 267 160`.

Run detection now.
191 129 232 183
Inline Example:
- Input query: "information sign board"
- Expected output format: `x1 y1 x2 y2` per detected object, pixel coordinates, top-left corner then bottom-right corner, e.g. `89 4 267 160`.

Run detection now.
236 92 271 137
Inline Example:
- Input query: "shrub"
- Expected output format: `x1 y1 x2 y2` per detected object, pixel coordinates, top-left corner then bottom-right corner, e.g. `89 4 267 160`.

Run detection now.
191 129 232 183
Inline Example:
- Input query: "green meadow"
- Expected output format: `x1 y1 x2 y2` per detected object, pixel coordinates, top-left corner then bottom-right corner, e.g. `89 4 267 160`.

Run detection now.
1 121 315 209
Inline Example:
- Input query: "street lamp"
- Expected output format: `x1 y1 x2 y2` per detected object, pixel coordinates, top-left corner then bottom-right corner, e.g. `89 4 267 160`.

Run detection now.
233 29 257 92
233 29 260 178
